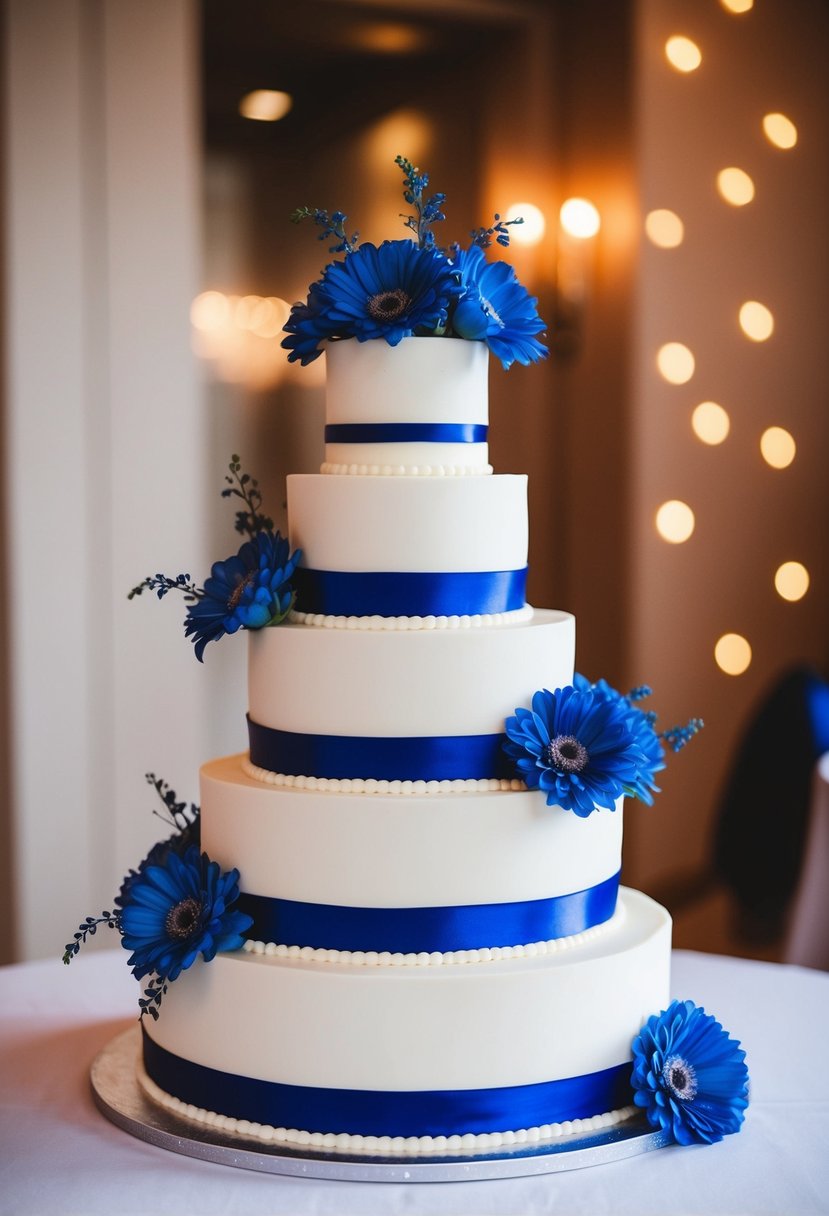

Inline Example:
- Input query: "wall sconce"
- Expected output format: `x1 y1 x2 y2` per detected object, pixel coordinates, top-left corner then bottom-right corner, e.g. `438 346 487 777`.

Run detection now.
553 197 601 357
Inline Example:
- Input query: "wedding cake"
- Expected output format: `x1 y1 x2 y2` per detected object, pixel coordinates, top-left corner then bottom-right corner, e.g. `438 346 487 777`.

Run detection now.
67 158 748 1159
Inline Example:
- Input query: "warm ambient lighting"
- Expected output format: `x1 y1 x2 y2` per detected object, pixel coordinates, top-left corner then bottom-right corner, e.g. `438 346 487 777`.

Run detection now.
760 426 796 469
717 167 755 207
763 112 798 149
665 36 702 73
720 0 753 12
645 209 684 248
775 561 810 602
692 401 730 445
559 198 600 240
190 292 295 389
715 633 752 676
505 203 546 246
348 22 431 54
239 90 293 122
739 301 774 342
655 500 695 544
657 342 695 385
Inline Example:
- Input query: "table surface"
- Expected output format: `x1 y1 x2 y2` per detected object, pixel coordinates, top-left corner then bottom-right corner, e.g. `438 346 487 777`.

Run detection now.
1 947 827 1216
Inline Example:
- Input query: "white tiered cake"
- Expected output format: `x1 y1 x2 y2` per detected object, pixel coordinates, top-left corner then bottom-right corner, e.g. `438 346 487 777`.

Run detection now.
137 336 672 1154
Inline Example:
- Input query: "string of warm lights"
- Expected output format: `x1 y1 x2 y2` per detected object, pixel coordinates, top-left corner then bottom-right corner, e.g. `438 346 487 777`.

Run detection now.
648 8 804 677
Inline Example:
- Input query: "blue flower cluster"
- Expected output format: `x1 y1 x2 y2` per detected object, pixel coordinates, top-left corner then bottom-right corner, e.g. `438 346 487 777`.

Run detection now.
283 157 548 371
184 531 300 662
129 458 301 661
121 845 252 985
504 675 700 816
631 1000 749 1145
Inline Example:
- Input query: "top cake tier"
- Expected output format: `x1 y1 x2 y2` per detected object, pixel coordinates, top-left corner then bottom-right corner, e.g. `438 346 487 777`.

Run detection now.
322 337 491 475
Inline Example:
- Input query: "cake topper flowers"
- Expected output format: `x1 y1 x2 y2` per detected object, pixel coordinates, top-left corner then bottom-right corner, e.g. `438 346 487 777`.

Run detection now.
631 1000 749 1145
63 775 252 1019
282 155 548 371
129 457 301 661
504 676 702 816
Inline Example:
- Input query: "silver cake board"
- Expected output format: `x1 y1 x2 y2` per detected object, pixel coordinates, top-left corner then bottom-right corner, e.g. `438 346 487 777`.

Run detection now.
91 1026 671 1183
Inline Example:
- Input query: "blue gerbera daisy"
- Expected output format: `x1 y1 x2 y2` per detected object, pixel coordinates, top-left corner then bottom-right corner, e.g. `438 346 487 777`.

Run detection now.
282 279 340 366
631 1000 749 1145
450 244 548 370
184 531 301 662
574 674 666 804
504 684 648 816
120 845 253 984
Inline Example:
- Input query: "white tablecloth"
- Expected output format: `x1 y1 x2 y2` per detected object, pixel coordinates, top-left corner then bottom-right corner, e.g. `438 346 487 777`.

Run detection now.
1 948 827 1215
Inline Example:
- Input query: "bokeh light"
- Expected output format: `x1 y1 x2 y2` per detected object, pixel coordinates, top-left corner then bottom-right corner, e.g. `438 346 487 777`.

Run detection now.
763 112 798 149
739 301 774 342
720 0 753 11
505 202 546 246
657 342 695 384
774 561 810 602
645 209 685 248
760 426 796 469
559 198 601 239
239 90 293 122
665 36 702 72
715 633 752 675
692 401 730 445
655 500 695 544
717 167 755 206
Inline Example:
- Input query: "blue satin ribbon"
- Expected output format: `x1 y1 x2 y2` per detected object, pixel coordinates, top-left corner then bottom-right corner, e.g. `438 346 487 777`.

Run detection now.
142 1030 633 1138
247 717 514 781
238 871 620 953
292 567 527 618
325 423 488 445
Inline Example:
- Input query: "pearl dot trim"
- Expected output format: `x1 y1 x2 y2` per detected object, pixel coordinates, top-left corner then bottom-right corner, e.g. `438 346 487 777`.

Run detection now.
241 756 526 796
321 462 493 477
289 605 534 631
137 1066 637 1156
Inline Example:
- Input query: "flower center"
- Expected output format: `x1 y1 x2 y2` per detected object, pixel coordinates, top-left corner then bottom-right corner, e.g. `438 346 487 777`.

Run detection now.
165 897 203 940
227 572 255 612
367 288 412 322
662 1054 698 1102
544 734 589 773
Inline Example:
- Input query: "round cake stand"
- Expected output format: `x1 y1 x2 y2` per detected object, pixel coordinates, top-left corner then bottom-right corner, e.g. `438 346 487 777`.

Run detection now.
91 1026 671 1183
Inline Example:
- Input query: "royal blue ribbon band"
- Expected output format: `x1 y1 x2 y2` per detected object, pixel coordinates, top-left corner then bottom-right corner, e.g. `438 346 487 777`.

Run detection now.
292 567 528 618
238 871 620 954
247 717 514 782
142 1030 633 1138
325 423 488 445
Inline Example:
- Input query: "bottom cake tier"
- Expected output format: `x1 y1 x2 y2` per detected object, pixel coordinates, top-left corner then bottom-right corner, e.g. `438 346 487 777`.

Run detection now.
139 888 671 1155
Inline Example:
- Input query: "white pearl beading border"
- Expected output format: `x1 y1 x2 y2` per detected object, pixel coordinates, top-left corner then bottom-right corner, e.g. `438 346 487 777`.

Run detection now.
241 910 618 968
241 756 526 796
321 461 493 477
289 605 534 631
137 1066 636 1157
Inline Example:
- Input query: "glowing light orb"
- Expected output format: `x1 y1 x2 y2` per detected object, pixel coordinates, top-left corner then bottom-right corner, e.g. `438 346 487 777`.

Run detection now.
760 426 796 469
717 167 755 206
739 301 774 342
715 633 752 675
645 209 684 248
763 112 798 149
559 198 600 239
657 342 695 385
692 401 730 445
655 500 695 544
774 561 810 602
239 90 293 122
665 36 702 72
720 0 753 12
505 202 546 246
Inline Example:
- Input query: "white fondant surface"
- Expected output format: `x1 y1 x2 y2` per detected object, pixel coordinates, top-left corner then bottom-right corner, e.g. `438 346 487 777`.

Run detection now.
248 609 575 738
201 754 623 909
145 889 671 1093
325 336 488 424
323 443 491 474
288 473 527 574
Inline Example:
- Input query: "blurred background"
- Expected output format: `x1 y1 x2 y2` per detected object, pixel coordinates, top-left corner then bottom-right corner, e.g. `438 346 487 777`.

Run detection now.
1 0 827 966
